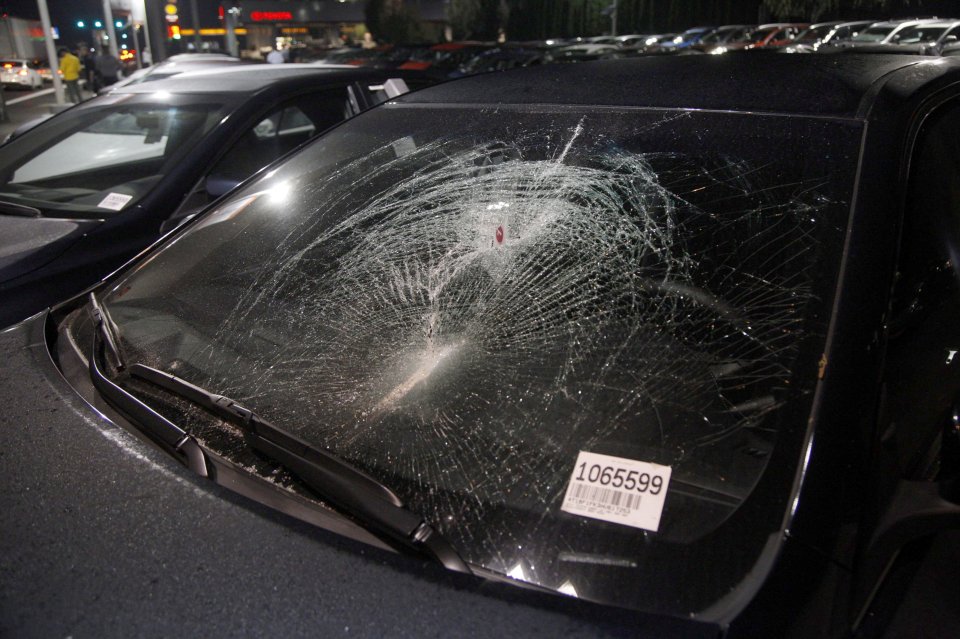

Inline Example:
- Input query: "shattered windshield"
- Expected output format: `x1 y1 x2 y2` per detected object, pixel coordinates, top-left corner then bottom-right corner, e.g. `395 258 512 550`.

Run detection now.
101 104 860 616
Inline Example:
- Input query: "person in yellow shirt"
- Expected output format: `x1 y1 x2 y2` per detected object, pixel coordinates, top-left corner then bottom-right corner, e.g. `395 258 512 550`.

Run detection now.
58 48 82 104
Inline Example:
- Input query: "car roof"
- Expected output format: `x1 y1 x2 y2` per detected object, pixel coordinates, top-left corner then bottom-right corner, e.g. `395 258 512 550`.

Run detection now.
111 63 385 94
906 20 960 28
396 53 960 118
867 18 939 28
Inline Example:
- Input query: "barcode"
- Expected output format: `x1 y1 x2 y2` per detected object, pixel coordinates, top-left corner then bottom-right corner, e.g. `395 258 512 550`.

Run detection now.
569 482 642 510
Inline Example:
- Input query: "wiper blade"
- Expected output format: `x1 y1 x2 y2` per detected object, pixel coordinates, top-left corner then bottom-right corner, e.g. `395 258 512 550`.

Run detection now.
88 292 125 371
129 362 470 574
87 305 207 475
0 199 41 217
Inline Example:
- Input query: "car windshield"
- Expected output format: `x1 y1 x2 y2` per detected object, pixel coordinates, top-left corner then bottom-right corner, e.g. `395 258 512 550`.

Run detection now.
0 94 226 218
894 25 949 44
852 25 895 42
100 103 860 615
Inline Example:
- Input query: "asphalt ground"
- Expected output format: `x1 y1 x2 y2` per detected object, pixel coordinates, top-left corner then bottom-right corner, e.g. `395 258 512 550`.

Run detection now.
0 82 93 140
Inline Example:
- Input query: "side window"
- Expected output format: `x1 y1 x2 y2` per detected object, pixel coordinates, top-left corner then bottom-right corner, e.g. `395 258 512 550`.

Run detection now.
884 102 960 477
167 89 351 226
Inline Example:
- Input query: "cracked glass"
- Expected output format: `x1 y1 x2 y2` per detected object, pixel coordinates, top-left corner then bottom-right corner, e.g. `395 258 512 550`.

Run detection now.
101 103 861 615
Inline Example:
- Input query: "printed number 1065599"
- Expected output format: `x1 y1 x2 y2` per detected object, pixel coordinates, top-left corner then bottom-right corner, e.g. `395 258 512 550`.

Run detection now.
575 463 664 494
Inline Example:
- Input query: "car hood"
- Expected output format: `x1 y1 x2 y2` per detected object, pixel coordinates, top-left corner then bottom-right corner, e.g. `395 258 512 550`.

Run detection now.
0 215 100 284
0 313 715 637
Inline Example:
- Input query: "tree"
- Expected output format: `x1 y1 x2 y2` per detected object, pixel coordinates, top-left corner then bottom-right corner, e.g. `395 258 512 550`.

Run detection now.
364 0 424 43
760 0 949 20
448 0 509 40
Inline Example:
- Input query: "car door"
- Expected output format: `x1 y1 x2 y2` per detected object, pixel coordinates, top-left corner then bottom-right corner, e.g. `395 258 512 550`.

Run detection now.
882 100 960 480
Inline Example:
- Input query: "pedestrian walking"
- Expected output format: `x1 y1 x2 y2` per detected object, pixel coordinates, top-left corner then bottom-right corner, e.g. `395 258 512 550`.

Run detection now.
58 47 82 103
80 46 96 91
266 47 284 64
95 51 121 87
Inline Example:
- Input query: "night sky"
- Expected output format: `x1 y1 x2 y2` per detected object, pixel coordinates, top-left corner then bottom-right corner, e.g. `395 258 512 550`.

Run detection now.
0 0 214 47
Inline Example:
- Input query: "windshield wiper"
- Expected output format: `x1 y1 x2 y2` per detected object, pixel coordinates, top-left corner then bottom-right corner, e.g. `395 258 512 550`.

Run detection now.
0 200 41 217
88 292 125 371
87 297 207 475
126 361 470 574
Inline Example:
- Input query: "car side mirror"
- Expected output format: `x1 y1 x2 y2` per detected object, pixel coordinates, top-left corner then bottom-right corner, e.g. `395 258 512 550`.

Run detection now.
946 35 958 43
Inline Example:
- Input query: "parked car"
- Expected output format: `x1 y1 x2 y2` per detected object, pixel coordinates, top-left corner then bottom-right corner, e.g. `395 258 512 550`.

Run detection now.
36 61 60 82
551 43 624 62
105 53 256 92
313 44 431 71
700 23 807 53
2 53 959 637
690 24 754 50
398 42 494 78
880 20 960 55
839 18 941 47
0 58 43 89
0 64 426 328
780 20 875 52
655 26 716 50
452 45 552 77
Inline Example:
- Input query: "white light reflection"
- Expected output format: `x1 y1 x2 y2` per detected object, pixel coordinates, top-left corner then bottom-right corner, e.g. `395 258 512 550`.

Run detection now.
373 341 462 412
151 90 172 101
789 432 815 519
507 562 526 581
557 580 579 597
268 181 293 205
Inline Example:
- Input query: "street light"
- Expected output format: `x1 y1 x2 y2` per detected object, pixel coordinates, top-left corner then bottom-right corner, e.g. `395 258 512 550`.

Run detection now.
94 20 102 28
77 20 85 28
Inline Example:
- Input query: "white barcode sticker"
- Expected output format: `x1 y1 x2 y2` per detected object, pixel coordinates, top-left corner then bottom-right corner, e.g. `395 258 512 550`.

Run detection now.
97 192 133 211
561 451 671 532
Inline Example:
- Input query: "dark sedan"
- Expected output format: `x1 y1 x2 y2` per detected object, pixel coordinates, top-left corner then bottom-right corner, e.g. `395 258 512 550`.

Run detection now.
0 64 425 328
2 54 960 637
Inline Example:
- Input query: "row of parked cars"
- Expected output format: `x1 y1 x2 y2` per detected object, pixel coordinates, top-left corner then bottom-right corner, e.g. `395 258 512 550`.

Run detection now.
1 44 959 638
302 17 960 78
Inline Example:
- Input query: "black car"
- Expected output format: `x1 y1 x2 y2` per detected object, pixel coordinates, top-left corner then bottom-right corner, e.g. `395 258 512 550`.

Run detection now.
0 64 425 328
2 54 960 637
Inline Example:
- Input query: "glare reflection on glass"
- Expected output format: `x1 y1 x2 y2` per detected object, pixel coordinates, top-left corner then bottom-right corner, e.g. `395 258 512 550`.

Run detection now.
268 181 292 205
507 562 526 580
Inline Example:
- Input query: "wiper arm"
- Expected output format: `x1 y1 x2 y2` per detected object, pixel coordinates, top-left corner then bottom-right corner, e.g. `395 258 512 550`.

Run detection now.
128 362 471 574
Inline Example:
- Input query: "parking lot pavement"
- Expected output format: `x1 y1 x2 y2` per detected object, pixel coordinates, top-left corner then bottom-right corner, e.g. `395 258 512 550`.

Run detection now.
0 84 93 140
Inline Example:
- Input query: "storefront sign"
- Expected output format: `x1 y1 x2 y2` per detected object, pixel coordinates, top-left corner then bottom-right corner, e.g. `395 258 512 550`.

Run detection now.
250 11 294 21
